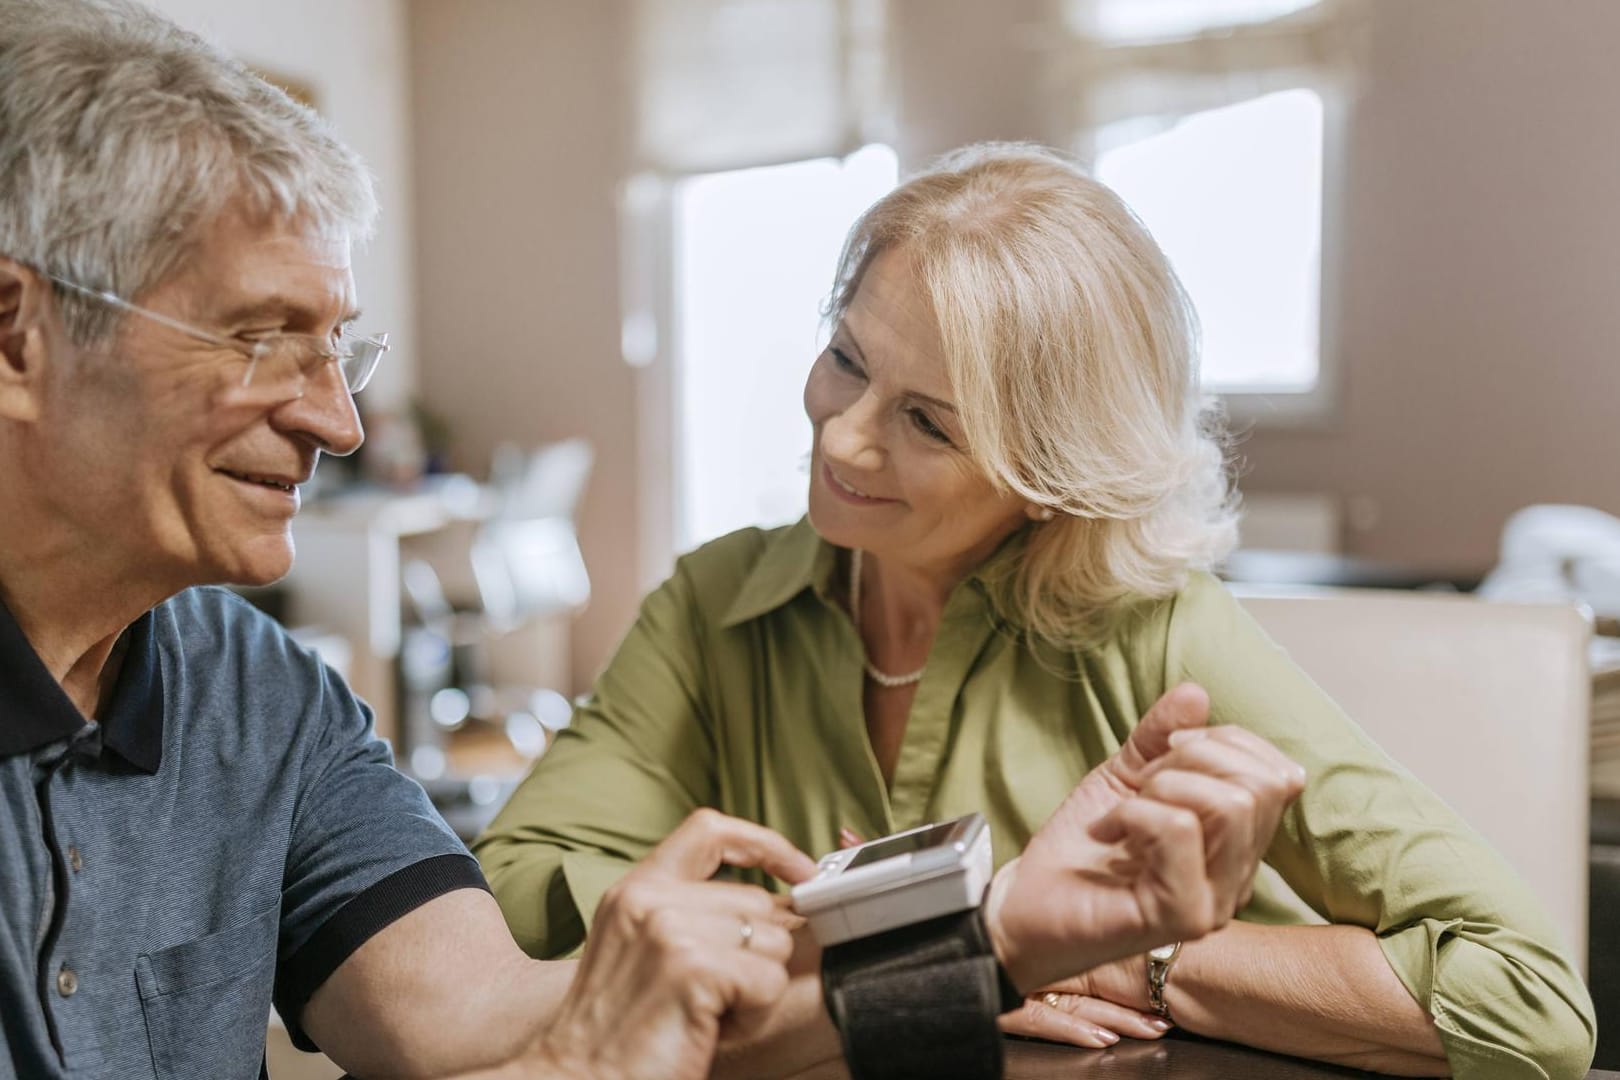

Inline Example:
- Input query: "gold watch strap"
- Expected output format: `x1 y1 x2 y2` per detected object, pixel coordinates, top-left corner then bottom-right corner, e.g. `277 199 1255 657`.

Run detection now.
1146 941 1182 1019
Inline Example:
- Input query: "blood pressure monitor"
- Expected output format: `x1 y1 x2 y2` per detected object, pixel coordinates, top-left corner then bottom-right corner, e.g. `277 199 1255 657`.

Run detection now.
799 812 1020 1080
791 812 992 946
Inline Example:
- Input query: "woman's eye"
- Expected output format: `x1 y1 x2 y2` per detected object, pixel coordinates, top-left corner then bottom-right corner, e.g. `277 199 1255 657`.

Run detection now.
909 408 952 445
830 347 863 376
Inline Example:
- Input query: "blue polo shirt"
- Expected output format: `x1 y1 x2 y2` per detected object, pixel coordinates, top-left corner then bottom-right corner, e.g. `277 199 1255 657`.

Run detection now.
0 587 484 1080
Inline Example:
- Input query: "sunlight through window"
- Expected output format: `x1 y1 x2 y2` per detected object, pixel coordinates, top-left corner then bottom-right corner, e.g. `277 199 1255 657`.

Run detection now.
1096 89 1324 392
673 145 899 551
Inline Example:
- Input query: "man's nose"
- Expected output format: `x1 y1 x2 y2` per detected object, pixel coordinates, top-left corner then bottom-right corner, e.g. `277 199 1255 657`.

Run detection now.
272 360 364 457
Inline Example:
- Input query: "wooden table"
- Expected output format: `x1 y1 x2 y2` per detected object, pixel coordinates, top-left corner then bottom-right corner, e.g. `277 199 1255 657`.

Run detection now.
789 1033 1620 1079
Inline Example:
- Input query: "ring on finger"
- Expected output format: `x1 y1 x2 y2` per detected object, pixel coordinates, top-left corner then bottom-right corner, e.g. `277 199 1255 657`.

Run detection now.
1042 991 1063 1009
738 915 754 951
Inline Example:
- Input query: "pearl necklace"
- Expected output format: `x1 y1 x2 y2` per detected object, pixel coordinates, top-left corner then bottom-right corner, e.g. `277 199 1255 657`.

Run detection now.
850 548 926 688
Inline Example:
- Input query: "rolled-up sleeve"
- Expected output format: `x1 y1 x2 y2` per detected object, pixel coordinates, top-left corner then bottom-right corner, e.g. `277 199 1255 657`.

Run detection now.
275 659 482 1048
1164 574 1596 1080
474 562 718 958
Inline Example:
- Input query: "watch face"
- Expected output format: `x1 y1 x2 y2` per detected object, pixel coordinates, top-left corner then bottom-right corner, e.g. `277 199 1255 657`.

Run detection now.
1148 943 1178 962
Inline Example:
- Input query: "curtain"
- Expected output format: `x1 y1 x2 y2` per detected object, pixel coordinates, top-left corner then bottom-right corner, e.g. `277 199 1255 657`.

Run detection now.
1053 0 1368 145
631 0 889 174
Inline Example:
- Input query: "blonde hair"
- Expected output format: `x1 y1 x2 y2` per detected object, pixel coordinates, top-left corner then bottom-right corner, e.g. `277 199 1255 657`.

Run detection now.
829 142 1238 646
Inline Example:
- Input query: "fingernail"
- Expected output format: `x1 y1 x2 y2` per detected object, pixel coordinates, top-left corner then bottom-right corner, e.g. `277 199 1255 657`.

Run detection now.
1095 1028 1120 1045
1148 1018 1171 1032
1168 728 1208 746
773 910 808 929
839 828 863 848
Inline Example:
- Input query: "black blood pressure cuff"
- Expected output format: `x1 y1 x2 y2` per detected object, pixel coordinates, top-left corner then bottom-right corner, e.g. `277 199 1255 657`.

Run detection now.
821 907 1024 1080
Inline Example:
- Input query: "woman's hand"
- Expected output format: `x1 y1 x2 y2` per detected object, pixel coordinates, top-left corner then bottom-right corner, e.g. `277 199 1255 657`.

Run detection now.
535 809 817 1080
998 959 1167 1048
984 683 1305 993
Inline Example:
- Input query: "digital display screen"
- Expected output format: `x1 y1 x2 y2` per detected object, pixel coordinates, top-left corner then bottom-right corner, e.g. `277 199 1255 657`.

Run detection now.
845 821 959 871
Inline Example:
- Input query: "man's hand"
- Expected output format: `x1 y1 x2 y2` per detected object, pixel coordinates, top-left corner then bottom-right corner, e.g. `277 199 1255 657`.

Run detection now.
984 683 1305 993
536 809 817 1080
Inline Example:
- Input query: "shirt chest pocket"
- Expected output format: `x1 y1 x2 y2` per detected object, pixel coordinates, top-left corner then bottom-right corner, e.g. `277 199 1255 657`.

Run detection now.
135 902 280 1080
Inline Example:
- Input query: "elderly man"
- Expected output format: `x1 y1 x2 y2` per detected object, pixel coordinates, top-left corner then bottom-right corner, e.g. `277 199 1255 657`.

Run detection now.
0 2 1303 1078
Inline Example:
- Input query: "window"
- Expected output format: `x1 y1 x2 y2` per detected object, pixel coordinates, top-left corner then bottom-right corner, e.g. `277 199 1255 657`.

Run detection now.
668 145 899 553
1061 0 1348 419
1095 88 1324 394
1071 0 1322 43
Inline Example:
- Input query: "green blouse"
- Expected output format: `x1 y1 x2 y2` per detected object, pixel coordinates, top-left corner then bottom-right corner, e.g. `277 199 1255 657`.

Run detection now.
475 519 1595 1079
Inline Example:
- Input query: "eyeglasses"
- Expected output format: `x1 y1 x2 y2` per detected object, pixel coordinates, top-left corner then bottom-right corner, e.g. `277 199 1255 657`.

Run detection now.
45 273 390 397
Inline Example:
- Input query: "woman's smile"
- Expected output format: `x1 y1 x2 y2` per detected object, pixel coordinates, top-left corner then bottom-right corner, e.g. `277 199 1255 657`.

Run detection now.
821 460 900 506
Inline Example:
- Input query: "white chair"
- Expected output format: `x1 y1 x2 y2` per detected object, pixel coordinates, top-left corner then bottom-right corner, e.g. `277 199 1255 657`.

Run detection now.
1236 587 1591 964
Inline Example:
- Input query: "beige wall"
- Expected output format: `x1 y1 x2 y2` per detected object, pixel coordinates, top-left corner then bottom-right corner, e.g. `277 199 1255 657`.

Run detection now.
406 0 1620 682
890 0 1620 577
1239 0 1620 574
889 0 1058 167
406 0 1066 685
146 0 419 410
408 0 635 690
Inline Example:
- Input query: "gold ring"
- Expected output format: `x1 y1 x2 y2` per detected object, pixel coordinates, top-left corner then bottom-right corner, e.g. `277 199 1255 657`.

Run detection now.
1042 991 1063 1009
738 916 754 950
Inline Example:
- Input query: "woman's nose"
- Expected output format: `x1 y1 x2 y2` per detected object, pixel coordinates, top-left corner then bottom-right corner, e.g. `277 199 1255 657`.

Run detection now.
820 392 885 472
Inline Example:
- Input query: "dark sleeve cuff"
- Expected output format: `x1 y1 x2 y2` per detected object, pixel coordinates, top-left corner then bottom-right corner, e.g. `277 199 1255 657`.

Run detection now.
275 853 489 1051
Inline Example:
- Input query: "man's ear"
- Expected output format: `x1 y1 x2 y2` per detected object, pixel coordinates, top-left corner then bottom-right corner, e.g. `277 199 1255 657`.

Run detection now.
0 257 53 422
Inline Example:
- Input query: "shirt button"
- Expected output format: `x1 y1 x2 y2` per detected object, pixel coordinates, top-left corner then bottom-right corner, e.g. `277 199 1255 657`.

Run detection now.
56 964 78 997
68 846 83 872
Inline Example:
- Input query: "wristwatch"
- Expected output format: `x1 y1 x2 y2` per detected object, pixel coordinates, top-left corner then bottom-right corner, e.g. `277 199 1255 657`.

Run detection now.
1146 941 1183 1019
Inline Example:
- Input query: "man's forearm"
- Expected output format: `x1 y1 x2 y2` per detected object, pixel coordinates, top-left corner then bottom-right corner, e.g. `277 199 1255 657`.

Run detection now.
433 957 583 1080
315 948 580 1080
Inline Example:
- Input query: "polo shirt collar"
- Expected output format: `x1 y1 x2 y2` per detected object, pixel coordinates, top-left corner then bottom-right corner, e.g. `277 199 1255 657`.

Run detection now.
0 593 164 773
101 610 164 773
719 516 1033 629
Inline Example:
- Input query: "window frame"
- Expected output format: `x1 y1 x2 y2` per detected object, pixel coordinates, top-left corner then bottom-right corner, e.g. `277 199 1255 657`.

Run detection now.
1221 76 1349 429
1081 74 1349 428
620 147 900 587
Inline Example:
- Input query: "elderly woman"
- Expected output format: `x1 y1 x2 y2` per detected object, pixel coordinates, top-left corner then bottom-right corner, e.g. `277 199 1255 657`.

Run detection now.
476 144 1594 1079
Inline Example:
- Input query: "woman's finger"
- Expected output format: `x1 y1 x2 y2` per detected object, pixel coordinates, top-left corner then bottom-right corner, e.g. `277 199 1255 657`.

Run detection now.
1039 992 1172 1041
1158 727 1307 825
1114 683 1212 781
1135 768 1259 915
1141 731 1277 790
1172 724 1308 790
999 995 1121 1048
1136 735 1301 854
1087 796 1220 941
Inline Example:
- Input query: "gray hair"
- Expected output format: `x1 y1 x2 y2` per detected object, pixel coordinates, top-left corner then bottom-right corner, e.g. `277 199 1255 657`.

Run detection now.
0 0 378 343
